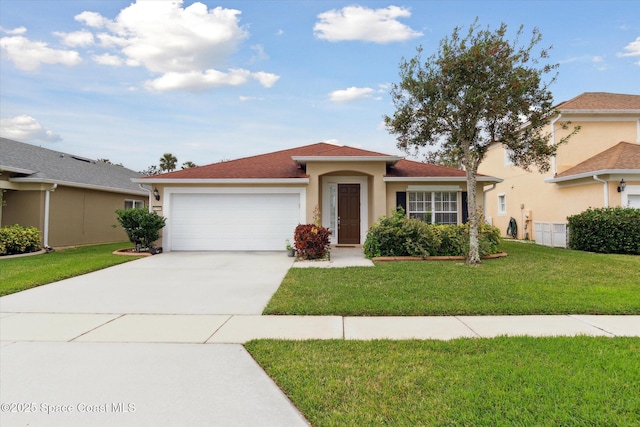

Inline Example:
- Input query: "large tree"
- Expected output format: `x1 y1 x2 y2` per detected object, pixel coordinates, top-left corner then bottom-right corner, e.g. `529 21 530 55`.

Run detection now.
385 21 576 265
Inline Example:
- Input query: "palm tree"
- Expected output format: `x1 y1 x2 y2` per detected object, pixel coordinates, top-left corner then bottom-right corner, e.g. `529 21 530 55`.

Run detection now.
159 153 177 172
181 161 197 169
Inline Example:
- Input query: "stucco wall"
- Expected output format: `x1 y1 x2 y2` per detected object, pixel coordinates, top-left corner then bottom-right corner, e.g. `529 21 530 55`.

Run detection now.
1 190 43 230
478 115 640 239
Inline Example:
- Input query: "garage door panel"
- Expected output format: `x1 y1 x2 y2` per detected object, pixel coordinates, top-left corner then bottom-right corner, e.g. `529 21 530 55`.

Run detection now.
170 192 301 251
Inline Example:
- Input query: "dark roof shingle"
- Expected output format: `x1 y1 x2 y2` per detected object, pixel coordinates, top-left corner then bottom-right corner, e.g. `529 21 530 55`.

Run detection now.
556 141 640 178
0 137 144 194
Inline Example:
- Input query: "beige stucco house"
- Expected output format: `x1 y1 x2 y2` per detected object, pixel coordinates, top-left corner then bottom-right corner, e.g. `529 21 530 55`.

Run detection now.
478 92 640 247
0 137 147 247
135 143 502 251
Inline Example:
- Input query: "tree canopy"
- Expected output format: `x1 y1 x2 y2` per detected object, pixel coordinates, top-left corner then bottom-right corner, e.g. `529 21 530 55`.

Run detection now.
385 20 577 264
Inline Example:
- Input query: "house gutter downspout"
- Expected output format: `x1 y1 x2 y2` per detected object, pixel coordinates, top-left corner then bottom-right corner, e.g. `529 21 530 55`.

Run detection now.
593 175 608 207
550 114 562 176
138 184 154 212
43 183 57 247
483 183 497 223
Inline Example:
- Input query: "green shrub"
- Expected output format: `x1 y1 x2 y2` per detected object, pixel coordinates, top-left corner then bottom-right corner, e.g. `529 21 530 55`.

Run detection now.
0 225 41 256
568 207 640 255
364 208 501 258
115 208 166 251
294 224 331 260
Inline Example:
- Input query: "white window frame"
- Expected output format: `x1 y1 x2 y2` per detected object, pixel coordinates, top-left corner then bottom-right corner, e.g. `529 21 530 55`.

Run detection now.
498 193 507 216
407 191 459 225
124 199 144 210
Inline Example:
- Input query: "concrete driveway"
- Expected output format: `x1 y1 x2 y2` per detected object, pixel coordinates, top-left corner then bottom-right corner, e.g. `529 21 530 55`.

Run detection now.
1 252 309 427
0 251 294 314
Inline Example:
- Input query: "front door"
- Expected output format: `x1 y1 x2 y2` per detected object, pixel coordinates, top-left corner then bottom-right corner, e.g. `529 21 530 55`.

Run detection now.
338 184 360 244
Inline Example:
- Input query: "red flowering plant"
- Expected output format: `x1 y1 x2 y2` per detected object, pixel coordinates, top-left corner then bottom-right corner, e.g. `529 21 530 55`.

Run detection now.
293 224 331 260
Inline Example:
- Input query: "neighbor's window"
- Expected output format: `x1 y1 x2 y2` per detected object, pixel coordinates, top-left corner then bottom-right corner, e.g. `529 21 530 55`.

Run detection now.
408 191 458 224
498 194 506 215
124 199 144 210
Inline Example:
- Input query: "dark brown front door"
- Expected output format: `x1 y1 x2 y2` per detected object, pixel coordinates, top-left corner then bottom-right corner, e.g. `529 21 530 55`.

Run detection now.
338 184 360 244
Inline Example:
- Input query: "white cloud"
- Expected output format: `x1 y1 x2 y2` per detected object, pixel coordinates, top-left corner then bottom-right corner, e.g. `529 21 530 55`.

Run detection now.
618 36 640 63
0 35 82 71
249 44 269 63
329 86 375 103
92 53 123 66
75 11 110 28
0 115 62 142
314 5 422 43
54 29 94 47
239 96 264 102
74 0 279 91
144 69 251 91
0 25 27 35
252 71 280 87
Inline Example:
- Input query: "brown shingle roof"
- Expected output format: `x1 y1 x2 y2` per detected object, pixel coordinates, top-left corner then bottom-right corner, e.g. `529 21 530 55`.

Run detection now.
557 92 640 111
556 142 640 178
143 142 479 180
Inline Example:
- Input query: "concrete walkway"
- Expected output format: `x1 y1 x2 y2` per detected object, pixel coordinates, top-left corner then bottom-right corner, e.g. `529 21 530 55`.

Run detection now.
2 312 639 343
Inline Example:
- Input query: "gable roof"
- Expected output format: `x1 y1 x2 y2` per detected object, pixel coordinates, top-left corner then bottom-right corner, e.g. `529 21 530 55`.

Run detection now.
138 142 500 182
548 142 640 183
556 92 640 113
0 137 145 195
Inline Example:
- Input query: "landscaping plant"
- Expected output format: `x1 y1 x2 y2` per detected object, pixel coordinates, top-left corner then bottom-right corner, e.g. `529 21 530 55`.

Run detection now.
568 207 640 255
294 224 331 260
115 208 166 252
0 224 41 256
364 207 500 258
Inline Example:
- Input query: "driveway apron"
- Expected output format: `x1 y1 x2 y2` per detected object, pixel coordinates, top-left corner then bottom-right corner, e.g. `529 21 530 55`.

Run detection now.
0 252 309 427
0 251 294 314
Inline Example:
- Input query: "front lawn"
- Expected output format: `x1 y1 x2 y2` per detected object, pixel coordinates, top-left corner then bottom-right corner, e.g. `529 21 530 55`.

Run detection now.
264 241 640 315
246 337 640 426
0 242 139 296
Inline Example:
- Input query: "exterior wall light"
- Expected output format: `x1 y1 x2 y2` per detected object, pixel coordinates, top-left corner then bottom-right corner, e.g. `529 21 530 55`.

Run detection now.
617 179 626 193
153 188 160 201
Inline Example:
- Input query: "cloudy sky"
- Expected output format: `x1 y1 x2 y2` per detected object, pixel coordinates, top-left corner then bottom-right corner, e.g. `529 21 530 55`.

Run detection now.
1 0 638 171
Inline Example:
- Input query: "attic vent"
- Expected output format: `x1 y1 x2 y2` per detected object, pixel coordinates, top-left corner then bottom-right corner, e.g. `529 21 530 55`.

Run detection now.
71 155 92 163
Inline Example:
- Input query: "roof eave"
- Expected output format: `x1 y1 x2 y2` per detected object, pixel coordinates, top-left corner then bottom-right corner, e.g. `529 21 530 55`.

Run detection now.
0 165 37 175
9 177 147 196
545 169 640 183
132 178 311 184
384 176 503 183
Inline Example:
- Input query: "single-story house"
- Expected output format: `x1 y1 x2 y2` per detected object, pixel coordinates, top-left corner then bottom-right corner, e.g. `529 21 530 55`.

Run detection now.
478 92 640 247
0 137 147 247
135 143 502 251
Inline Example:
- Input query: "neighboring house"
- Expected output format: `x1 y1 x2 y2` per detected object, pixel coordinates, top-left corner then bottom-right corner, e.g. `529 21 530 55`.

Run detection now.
478 92 640 247
135 142 502 251
0 137 147 247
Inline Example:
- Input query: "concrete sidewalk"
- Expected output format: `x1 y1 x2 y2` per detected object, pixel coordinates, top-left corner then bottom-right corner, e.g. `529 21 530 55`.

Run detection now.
2 313 638 343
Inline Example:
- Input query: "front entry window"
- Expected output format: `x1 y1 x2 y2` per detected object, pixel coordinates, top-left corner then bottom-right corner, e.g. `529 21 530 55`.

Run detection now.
329 184 337 232
408 191 458 224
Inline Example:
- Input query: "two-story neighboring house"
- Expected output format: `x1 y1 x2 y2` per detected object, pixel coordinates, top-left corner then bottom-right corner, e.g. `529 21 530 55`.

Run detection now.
479 92 640 247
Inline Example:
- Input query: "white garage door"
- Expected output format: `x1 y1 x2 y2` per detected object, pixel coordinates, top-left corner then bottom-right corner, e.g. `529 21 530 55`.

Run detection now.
170 192 301 251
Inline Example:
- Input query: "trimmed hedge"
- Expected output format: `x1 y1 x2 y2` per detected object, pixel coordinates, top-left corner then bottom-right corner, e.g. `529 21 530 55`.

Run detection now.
0 224 41 256
364 208 501 258
294 224 331 260
567 207 640 255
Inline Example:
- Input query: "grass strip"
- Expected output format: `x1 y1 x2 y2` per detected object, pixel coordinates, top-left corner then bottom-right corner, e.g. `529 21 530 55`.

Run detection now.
246 336 640 426
264 241 640 315
0 242 138 296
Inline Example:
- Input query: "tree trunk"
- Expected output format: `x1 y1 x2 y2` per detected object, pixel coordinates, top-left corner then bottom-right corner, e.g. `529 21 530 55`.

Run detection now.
465 166 481 265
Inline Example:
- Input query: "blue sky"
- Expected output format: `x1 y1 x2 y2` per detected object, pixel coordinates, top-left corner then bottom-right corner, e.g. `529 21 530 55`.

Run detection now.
1 0 638 171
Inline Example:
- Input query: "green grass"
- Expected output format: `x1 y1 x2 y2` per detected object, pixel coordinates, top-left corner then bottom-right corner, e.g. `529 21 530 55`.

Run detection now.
0 242 139 296
264 241 640 315
246 337 640 426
